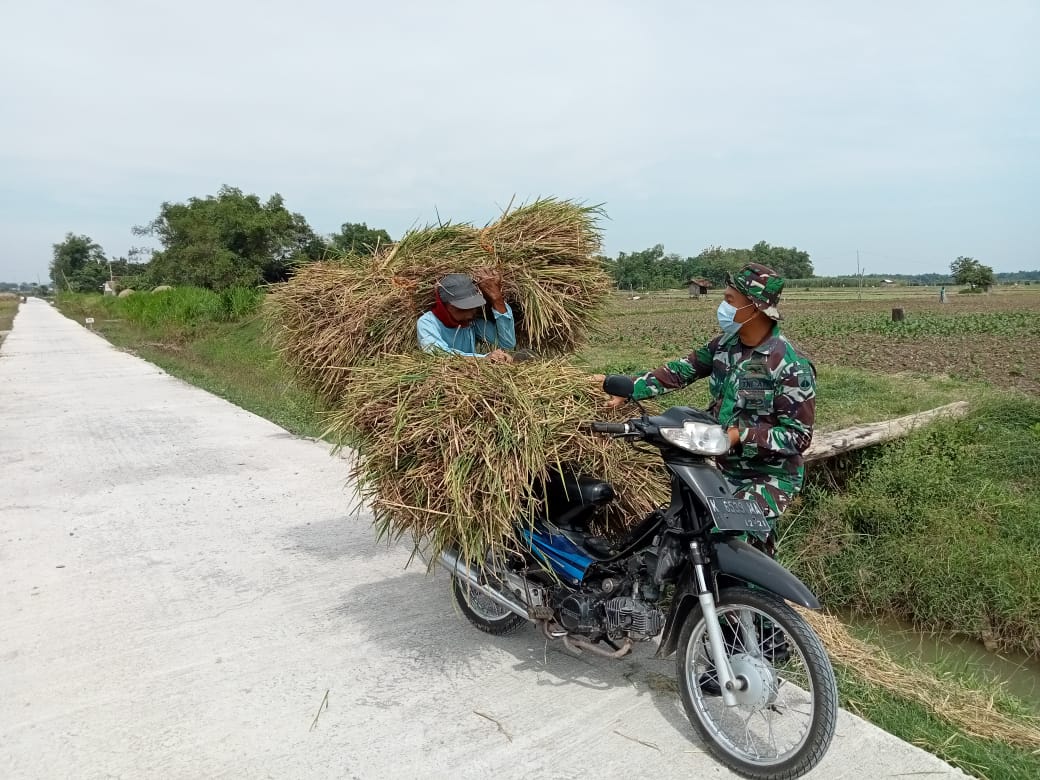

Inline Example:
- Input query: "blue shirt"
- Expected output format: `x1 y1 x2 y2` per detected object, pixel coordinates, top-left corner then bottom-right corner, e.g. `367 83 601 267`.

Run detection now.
416 306 517 357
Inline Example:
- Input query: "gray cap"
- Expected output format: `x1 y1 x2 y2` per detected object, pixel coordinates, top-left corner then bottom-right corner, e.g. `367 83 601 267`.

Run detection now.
436 273 486 309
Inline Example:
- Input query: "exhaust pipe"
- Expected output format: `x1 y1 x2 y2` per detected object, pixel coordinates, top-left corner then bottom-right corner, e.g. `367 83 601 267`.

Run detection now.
437 549 531 621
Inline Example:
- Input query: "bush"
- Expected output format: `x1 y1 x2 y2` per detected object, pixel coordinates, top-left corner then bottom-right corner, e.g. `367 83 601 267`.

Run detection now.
63 286 262 338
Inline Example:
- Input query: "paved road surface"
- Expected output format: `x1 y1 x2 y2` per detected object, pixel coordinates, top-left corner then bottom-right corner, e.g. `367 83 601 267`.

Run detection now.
0 298 964 778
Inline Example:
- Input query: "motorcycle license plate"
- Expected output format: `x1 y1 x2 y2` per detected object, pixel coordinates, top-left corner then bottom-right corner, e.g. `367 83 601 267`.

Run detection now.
706 496 771 533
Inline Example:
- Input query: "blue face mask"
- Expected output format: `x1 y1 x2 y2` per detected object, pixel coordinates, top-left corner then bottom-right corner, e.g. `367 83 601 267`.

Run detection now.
717 300 754 336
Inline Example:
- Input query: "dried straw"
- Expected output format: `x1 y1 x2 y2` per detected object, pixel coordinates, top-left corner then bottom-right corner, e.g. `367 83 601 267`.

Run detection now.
267 199 611 403
799 608 1040 750
325 354 668 567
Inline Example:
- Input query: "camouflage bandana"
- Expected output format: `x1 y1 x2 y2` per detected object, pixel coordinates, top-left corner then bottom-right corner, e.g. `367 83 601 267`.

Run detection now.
727 263 785 321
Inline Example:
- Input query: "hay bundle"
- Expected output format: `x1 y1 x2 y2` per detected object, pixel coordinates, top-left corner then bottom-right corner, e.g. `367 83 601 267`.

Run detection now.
325 353 668 566
267 199 610 402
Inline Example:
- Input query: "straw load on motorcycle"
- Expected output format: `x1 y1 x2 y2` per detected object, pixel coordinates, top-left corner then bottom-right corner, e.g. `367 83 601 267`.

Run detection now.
267 197 611 404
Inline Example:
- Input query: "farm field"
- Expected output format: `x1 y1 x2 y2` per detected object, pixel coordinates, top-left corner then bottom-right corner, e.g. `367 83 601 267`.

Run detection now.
580 287 1040 396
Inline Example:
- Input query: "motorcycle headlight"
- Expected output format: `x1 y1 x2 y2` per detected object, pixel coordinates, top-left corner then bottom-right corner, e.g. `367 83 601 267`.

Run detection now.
659 421 730 455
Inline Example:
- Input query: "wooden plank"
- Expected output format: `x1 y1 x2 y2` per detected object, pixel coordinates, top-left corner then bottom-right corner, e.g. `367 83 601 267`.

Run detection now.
805 401 969 462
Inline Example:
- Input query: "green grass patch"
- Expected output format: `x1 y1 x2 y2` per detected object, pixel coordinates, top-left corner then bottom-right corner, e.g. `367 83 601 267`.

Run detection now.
58 287 262 339
0 297 18 339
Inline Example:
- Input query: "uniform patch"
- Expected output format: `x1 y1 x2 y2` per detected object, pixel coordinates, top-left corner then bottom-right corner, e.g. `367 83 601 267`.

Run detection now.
739 377 773 391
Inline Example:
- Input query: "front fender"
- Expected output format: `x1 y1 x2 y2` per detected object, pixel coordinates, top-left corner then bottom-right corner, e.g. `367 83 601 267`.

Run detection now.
654 538 821 660
714 537 821 610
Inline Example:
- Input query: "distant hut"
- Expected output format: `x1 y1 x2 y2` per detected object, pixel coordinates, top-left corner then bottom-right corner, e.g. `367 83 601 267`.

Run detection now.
685 277 712 298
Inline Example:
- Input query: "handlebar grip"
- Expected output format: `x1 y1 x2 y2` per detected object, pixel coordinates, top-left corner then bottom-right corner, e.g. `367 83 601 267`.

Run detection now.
590 421 630 435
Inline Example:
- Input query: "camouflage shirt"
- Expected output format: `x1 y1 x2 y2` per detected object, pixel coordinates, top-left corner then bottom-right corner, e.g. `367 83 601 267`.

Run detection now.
630 325 816 519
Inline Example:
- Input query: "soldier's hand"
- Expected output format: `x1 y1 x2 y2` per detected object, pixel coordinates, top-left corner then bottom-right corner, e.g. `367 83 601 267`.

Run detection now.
591 373 627 409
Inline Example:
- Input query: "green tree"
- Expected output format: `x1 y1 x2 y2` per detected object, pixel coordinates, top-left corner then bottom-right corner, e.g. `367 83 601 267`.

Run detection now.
329 222 392 255
950 256 995 290
133 186 324 290
685 246 750 287
750 241 814 278
50 233 108 292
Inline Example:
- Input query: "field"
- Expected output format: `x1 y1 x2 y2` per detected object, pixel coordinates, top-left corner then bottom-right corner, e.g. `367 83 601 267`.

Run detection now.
580 287 1040 396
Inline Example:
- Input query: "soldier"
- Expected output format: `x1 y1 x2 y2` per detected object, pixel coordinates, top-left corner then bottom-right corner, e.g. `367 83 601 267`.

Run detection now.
600 263 816 556
417 271 516 363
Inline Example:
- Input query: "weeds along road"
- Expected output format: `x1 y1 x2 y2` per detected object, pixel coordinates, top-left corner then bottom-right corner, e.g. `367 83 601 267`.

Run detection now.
0 298 965 779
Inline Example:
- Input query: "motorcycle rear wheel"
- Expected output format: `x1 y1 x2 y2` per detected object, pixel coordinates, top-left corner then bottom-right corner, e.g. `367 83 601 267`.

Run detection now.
676 586 837 779
451 575 526 635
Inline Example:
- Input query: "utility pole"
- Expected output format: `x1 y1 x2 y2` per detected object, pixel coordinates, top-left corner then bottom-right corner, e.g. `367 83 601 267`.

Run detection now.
857 250 863 301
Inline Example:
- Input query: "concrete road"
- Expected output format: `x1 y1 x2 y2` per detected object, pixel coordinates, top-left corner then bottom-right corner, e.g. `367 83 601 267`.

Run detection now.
0 298 964 779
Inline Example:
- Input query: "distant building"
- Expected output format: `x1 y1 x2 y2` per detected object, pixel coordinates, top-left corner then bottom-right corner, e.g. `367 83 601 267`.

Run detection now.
685 278 712 298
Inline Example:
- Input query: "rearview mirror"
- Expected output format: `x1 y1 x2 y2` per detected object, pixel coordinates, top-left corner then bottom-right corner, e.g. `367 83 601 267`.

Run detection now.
603 374 636 399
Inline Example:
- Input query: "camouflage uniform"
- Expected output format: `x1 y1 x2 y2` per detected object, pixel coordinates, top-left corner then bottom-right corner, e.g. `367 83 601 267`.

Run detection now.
630 264 816 536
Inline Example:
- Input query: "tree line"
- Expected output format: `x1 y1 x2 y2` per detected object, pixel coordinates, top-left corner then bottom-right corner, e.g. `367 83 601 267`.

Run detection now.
49 185 392 293
45 184 1005 294
603 242 814 291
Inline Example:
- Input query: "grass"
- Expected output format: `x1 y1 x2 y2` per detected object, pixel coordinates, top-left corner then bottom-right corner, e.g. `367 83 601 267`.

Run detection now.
54 286 1040 779
0 296 18 344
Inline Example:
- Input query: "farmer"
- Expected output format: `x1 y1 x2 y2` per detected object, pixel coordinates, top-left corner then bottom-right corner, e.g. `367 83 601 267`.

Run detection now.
417 272 517 363
599 263 816 556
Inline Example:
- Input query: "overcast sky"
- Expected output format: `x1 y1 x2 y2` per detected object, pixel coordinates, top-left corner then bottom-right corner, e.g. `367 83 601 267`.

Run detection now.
1 0 1037 281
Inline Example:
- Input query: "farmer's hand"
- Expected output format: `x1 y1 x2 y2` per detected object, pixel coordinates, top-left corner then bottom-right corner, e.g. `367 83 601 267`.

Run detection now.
486 349 513 364
727 427 741 449
473 270 506 312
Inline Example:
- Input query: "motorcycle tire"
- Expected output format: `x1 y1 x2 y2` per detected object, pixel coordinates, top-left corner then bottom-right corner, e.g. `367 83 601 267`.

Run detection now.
451 575 526 636
676 586 837 779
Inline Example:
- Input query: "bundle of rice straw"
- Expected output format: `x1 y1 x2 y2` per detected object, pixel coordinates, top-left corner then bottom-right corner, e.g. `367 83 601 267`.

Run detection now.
267 199 611 403
325 353 669 567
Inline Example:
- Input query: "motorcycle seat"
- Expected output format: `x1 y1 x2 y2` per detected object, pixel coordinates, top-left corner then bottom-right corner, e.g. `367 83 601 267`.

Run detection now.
541 474 616 530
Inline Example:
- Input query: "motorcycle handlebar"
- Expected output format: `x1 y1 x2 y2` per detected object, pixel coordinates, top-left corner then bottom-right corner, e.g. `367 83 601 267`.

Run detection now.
590 421 631 435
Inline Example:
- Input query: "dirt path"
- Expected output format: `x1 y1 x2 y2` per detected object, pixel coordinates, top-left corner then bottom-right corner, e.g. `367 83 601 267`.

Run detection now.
0 299 964 778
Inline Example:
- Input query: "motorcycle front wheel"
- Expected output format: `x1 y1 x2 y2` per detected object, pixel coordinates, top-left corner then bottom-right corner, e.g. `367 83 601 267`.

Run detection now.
676 586 837 779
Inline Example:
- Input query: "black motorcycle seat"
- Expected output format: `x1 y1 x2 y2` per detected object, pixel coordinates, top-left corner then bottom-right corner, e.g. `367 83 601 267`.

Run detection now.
542 473 615 510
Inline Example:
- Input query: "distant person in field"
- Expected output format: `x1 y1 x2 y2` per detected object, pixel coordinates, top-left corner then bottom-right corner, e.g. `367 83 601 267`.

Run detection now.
417 272 517 363
939 286 946 303
598 263 816 557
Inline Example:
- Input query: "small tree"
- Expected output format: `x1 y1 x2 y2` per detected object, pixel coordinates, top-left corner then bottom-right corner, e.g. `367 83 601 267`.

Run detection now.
950 256 995 291
134 186 325 290
329 222 392 255
50 233 108 292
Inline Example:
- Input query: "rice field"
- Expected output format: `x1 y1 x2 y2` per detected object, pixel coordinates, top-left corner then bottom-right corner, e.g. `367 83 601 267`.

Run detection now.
580 286 1040 395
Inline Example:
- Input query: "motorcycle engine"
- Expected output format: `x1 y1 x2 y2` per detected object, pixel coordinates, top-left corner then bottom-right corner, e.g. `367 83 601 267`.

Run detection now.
603 596 665 640
557 593 601 634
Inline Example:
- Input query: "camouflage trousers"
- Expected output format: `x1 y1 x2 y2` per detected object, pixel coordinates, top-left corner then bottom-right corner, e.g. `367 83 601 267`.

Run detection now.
721 470 801 559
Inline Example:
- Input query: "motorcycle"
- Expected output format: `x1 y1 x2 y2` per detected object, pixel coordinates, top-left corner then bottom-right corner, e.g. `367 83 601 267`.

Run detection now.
437 375 837 779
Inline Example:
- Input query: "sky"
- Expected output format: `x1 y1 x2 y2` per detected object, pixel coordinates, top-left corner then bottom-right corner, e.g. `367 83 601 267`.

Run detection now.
1 0 1037 282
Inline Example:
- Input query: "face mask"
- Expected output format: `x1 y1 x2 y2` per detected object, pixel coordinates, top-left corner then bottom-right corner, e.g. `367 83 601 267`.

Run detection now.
717 300 754 336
